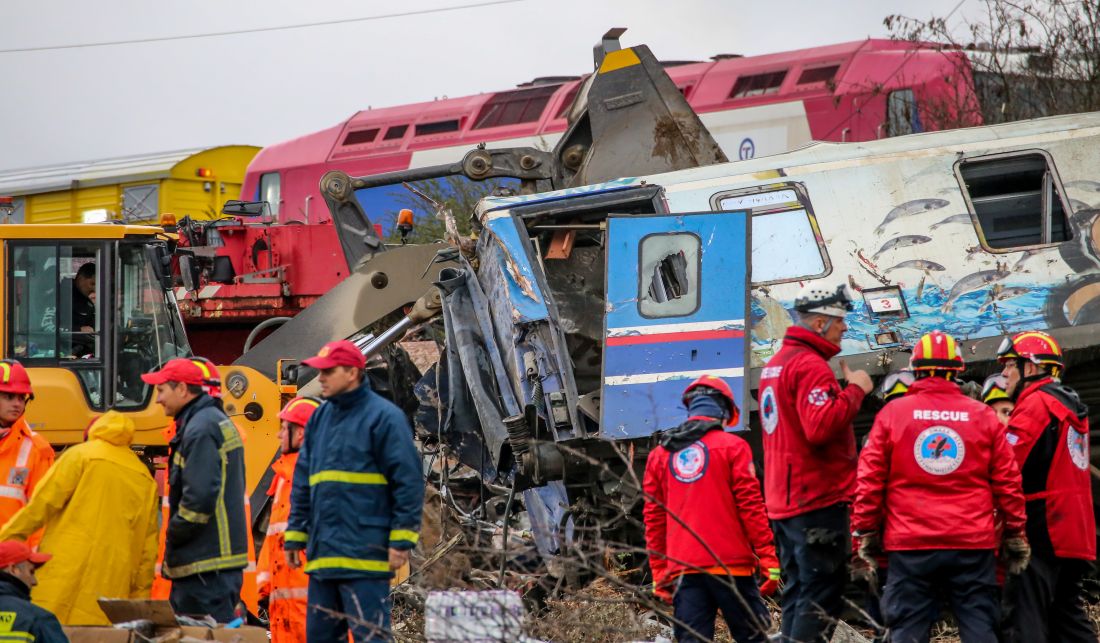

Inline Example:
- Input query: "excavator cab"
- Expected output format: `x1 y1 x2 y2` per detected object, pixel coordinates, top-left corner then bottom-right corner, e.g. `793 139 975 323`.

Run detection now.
0 225 190 444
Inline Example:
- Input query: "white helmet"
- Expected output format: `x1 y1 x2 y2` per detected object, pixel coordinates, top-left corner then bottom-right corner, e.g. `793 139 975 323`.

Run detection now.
794 283 855 318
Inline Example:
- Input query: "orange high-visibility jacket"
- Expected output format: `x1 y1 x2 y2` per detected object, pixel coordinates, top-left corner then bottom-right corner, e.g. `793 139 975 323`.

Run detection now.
256 453 308 643
0 418 55 539
151 420 259 613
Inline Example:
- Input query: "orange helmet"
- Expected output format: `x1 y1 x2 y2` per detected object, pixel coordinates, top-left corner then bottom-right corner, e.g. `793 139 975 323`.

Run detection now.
996 331 1063 370
278 396 321 428
188 357 222 398
682 375 741 427
910 331 965 372
0 360 33 397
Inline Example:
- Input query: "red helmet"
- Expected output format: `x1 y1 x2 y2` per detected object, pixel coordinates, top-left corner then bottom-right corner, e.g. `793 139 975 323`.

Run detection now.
0 360 33 397
910 331 965 372
682 375 741 427
996 331 1063 369
189 357 222 398
278 396 321 428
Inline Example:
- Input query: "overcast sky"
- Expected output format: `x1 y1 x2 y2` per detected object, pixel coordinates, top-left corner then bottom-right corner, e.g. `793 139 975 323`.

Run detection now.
0 0 975 172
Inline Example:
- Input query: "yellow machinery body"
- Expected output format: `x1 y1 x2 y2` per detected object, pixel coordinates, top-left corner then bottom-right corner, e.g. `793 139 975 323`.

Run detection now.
0 223 280 497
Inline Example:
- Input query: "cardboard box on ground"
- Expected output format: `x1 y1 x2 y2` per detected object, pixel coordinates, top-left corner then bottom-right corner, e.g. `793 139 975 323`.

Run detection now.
62 599 267 643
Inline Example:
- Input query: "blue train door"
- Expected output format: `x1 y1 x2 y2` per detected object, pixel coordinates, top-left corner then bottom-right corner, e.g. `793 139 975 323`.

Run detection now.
601 211 751 439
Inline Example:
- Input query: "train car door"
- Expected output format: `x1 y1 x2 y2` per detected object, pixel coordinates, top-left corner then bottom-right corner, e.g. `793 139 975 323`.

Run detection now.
601 211 751 439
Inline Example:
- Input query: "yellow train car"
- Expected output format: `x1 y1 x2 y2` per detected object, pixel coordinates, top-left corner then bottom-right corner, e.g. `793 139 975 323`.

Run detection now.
0 145 260 224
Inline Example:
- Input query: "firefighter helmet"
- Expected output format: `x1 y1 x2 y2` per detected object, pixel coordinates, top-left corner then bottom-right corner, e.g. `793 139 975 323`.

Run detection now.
910 331 965 372
189 357 222 398
0 360 32 397
278 396 322 428
981 374 1010 405
996 331 1063 370
682 375 741 427
879 370 915 402
793 283 855 318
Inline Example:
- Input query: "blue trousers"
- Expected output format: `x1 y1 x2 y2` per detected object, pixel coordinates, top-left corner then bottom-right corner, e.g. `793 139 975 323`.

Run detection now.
673 573 770 643
169 570 243 623
772 503 849 643
883 550 999 643
306 576 392 642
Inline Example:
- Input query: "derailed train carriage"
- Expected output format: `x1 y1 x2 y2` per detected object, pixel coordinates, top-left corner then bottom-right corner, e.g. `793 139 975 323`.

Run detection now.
399 110 1100 556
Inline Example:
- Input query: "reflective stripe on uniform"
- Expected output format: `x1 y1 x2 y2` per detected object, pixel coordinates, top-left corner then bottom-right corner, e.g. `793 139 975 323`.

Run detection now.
284 530 308 543
266 521 288 536
271 587 309 601
304 557 390 574
308 470 387 486
0 632 35 642
161 496 170 508
256 571 271 586
178 505 211 524
14 436 32 468
0 486 26 503
163 553 248 579
389 529 419 545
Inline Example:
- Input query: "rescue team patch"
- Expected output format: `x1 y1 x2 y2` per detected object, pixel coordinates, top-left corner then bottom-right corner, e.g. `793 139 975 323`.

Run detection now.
670 441 709 483
760 386 779 435
1068 428 1089 471
807 388 830 407
7 467 28 487
914 426 965 475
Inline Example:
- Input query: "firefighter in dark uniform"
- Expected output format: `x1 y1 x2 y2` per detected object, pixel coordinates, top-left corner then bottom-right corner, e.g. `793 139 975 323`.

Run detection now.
143 358 248 623
0 541 66 643
997 331 1098 642
853 331 1029 643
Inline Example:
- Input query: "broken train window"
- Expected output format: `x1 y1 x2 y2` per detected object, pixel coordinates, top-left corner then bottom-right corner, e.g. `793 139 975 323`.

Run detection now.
957 151 1071 250
713 185 830 285
639 232 700 318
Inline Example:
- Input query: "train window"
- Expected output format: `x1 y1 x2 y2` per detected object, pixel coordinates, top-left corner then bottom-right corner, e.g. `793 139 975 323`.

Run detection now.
121 184 159 223
729 70 788 98
383 125 408 140
555 83 582 119
958 152 1071 249
797 65 839 85
639 232 701 318
414 120 460 136
473 85 559 129
259 172 280 217
341 128 379 145
713 185 831 285
886 89 923 136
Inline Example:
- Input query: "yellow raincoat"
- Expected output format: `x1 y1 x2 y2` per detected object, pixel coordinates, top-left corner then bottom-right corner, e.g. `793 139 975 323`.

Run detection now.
0 411 159 625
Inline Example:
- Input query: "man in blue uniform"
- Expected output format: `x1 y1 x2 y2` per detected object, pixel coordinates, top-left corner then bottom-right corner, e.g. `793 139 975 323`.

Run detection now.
286 340 424 642
0 541 66 642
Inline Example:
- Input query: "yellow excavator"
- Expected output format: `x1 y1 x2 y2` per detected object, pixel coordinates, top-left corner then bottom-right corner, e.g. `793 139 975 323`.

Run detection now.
0 222 282 496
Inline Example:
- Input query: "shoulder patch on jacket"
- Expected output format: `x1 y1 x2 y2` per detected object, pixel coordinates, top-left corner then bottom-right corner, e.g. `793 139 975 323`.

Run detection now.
1067 428 1089 470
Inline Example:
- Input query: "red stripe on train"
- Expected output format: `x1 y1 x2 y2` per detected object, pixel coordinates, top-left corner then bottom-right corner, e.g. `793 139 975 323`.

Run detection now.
605 329 744 346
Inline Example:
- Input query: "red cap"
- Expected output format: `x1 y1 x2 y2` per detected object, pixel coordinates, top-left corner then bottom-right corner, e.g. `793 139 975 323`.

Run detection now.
301 340 365 370
141 358 207 386
0 541 50 568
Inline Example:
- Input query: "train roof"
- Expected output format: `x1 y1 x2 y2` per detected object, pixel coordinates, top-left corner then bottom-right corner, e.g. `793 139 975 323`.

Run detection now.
246 38 952 175
0 223 168 240
0 145 260 196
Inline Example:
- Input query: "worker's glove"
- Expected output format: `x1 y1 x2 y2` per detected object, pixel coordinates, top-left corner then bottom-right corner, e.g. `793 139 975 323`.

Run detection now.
852 532 881 586
652 572 674 605
1002 534 1031 576
758 567 781 598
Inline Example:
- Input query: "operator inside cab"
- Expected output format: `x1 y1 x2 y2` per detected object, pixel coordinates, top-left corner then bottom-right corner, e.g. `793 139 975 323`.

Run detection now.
40 260 97 359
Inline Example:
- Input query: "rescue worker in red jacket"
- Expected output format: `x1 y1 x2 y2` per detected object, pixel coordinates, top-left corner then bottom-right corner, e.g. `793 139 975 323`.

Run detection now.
981 374 1014 426
758 284 872 643
256 396 321 643
643 375 778 643
996 331 1097 642
853 331 1029 643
